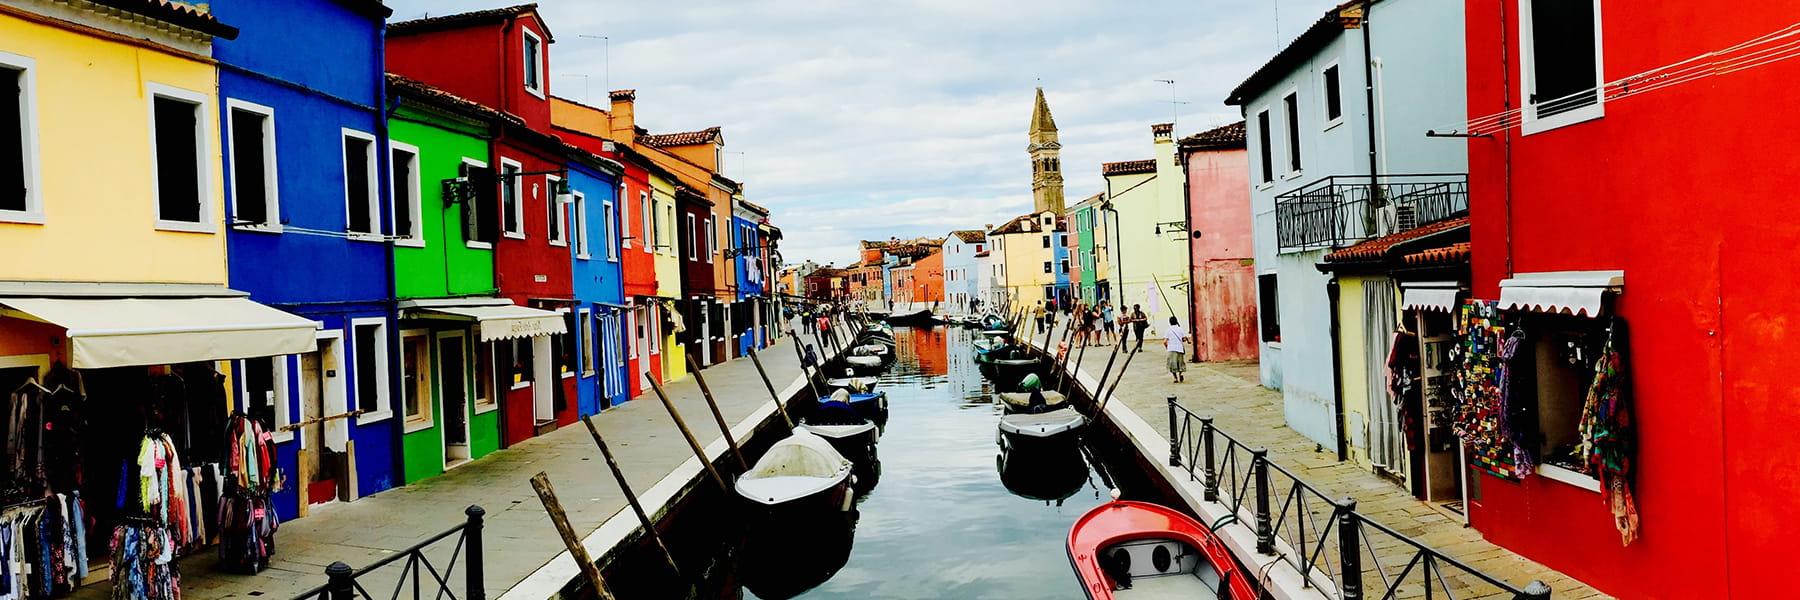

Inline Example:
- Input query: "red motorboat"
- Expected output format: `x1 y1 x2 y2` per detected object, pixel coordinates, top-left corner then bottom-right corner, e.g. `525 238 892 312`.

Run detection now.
1067 496 1259 599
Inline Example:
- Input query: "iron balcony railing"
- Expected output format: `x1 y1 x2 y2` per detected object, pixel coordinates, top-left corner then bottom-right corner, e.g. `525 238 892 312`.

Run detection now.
293 505 487 600
1273 174 1468 253
1165 399 1551 600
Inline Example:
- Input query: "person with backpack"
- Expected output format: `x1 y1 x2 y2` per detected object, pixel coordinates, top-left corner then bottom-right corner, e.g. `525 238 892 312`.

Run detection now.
1130 305 1150 351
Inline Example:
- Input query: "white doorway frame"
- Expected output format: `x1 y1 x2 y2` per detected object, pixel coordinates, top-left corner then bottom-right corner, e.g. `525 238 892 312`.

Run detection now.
436 330 473 467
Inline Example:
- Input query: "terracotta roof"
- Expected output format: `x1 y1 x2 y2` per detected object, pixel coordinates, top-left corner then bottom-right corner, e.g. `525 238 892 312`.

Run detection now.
1226 1 1362 106
1102 159 1156 176
87 0 239 38
990 213 1064 235
951 230 987 244
1404 242 1470 267
974 250 990 258
641 127 722 148
1180 121 1248 150
389 4 548 40
387 73 515 125
1322 216 1469 263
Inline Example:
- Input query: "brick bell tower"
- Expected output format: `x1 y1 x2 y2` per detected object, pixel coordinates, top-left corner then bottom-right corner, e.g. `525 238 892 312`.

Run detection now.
1028 87 1065 214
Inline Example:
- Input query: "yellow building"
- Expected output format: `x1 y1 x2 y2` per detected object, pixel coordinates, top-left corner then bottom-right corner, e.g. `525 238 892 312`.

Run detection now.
989 211 1063 309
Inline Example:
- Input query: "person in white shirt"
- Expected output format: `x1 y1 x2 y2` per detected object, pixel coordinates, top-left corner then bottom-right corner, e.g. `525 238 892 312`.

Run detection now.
1164 316 1190 383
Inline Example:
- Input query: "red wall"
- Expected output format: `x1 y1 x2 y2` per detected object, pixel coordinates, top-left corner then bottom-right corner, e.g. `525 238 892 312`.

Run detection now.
1190 260 1258 362
1462 2 1800 596
387 25 502 108
1184 146 1257 361
913 251 944 303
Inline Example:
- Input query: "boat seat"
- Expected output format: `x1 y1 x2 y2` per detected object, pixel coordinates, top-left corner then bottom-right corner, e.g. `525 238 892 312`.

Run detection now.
1103 538 1223 599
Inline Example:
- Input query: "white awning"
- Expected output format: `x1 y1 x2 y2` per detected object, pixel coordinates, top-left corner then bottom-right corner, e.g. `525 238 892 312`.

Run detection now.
1498 270 1624 318
1402 288 1462 313
405 300 566 342
0 297 318 369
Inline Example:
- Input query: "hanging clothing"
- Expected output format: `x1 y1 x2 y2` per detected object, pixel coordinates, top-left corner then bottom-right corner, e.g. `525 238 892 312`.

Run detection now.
1578 318 1639 546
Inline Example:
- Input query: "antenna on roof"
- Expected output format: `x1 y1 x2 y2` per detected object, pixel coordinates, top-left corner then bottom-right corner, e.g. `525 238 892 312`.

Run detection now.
578 34 610 94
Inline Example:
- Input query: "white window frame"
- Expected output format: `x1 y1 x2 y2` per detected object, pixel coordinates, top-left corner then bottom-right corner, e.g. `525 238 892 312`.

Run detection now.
0 52 42 225
705 216 716 264
522 28 546 99
224 99 280 232
1319 60 1344 131
546 174 567 247
461 157 492 249
626 307 639 360
400 328 433 433
1254 107 1275 189
604 200 619 262
686 212 698 260
1280 88 1303 179
617 182 631 249
579 307 595 376
473 340 498 413
1519 0 1606 135
639 190 651 252
501 158 525 239
574 191 591 259
388 140 424 247
147 82 215 233
340 128 382 240
238 355 293 443
351 317 393 424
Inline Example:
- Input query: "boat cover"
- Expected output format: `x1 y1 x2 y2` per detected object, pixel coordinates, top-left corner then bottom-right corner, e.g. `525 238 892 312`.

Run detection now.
846 355 882 367
998 391 1068 409
736 432 854 505
1000 408 1085 438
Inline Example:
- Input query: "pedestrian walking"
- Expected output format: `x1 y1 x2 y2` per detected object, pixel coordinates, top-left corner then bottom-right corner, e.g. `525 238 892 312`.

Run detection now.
1131 305 1149 351
1033 301 1047 333
1100 302 1116 344
1164 316 1189 383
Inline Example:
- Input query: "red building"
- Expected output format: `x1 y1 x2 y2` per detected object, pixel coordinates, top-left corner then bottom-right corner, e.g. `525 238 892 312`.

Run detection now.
676 187 716 367
1462 2 1800 596
1179 122 1258 362
388 5 579 445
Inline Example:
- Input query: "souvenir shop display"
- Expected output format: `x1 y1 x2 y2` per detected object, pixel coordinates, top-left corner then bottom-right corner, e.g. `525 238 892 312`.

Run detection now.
1578 318 1639 546
0 494 89 600
108 433 187 600
215 415 279 574
1450 301 1531 480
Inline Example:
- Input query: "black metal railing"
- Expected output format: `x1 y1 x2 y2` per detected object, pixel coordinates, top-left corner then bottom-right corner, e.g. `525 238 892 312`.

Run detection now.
292 505 486 600
1273 174 1468 253
1165 399 1550 600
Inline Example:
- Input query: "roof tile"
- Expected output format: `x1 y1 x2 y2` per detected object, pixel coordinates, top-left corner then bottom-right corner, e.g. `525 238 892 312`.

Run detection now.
1102 159 1156 176
1322 216 1470 263
641 127 722 148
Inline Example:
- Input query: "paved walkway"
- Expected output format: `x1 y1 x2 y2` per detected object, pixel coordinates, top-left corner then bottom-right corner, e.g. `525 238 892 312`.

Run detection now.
1026 318 1607 599
73 327 842 600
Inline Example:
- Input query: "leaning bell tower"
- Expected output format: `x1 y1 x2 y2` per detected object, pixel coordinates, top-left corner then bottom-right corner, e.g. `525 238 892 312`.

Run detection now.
1028 87 1065 214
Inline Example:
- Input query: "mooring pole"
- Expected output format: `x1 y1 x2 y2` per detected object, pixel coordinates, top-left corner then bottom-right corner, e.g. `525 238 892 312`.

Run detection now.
686 353 749 470
529 472 617 600
745 348 795 429
644 373 730 493
1053 318 1077 391
1062 328 1089 396
1090 339 1125 410
582 416 684 579
1095 347 1140 415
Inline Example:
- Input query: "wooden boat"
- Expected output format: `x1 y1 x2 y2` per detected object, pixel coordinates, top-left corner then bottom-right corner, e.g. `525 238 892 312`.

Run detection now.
998 440 1089 502
979 312 1010 331
734 431 856 514
740 509 860 600
998 407 1085 453
977 347 1042 392
825 376 879 390
833 353 885 376
855 343 890 356
885 307 937 327
1067 497 1257 600
997 390 1069 413
800 395 880 464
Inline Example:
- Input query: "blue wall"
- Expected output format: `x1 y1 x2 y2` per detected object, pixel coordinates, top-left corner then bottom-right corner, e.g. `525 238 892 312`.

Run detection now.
733 215 762 353
569 164 626 414
213 0 398 510
1053 231 1071 301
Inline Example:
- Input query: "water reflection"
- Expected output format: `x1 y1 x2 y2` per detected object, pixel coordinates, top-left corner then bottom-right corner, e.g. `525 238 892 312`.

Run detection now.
740 510 862 600
997 443 1091 504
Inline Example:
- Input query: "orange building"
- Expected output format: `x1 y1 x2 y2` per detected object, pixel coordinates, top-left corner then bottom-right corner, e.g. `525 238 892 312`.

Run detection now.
911 247 945 306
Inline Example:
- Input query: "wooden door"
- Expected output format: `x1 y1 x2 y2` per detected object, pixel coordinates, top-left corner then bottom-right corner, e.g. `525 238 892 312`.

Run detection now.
439 333 471 463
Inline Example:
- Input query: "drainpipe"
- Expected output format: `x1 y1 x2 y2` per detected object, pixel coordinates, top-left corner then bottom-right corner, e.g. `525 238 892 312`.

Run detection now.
1180 146 1199 363
1327 277 1348 461
1361 0 1381 185
375 18 405 481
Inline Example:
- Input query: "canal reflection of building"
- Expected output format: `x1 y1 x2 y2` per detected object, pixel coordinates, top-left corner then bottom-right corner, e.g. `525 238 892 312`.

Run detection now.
739 509 862 600
910 325 949 376
997 442 1091 505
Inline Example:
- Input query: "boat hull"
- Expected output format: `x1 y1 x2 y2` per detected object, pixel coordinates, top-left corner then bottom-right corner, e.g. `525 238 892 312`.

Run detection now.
1066 501 1258 600
800 422 880 465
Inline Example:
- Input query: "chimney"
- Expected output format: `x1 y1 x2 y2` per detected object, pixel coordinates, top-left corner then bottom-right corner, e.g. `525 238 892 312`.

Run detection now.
609 89 637 141
1151 122 1174 140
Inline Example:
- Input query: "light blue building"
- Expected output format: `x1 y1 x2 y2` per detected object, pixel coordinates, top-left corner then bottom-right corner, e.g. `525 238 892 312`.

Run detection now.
732 198 768 354
1225 0 1468 449
567 154 628 415
942 230 987 314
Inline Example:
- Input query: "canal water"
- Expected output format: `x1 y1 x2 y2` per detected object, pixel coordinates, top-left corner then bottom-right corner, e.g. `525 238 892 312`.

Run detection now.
595 326 1159 599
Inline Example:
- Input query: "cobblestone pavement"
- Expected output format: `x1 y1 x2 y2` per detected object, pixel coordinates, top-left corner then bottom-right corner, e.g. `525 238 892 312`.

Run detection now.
73 328 842 600
1027 317 1608 599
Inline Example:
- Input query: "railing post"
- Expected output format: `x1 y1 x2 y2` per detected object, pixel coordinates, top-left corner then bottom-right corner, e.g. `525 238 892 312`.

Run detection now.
465 505 487 600
1338 498 1362 600
325 561 355 600
1200 417 1218 502
1252 448 1274 555
1516 581 1553 600
1167 396 1181 468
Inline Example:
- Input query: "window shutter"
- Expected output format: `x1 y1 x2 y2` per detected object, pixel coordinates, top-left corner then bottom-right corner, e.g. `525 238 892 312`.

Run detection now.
466 166 497 243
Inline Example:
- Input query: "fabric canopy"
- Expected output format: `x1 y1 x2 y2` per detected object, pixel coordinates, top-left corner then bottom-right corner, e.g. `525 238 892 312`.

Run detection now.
412 304 566 342
1 297 317 369
1498 270 1624 318
1403 288 1462 313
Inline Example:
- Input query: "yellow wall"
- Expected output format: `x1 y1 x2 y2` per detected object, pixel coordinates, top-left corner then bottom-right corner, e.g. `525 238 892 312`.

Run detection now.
997 212 1057 306
1337 276 1370 467
0 14 225 284
650 176 681 299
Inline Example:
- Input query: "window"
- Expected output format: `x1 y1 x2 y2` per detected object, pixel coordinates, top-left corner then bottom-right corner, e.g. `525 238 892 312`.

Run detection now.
686 213 698 260
1060 259 1069 273
508 337 534 388
342 129 378 237
149 84 209 230
603 200 618 261
1043 261 1052 274
1041 235 1050 248
352 319 391 421
501 160 524 237
391 143 422 245
474 341 497 409
401 330 431 428
574 191 591 258
639 191 651 251
559 311 576 379
705 217 716 263
1256 110 1273 184
0 55 40 223
1282 92 1301 173
1044 286 1055 300
628 309 639 359
1258 274 1281 342
660 201 675 252
1321 64 1344 125
240 356 291 442
460 159 497 246
522 29 544 97
1521 0 1603 133
547 175 566 246
226 100 278 229
579 308 595 376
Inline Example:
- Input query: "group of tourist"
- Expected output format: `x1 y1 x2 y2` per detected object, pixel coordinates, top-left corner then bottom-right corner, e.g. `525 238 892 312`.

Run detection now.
1030 299 1191 384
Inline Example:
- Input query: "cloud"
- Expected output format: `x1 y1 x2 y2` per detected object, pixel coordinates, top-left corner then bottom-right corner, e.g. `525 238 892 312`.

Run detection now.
385 0 1342 265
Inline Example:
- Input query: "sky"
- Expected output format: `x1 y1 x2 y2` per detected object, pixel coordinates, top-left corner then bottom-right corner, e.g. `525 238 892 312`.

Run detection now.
384 0 1342 267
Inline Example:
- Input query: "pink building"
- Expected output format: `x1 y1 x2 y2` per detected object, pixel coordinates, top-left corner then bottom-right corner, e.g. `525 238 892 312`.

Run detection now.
1180 122 1258 362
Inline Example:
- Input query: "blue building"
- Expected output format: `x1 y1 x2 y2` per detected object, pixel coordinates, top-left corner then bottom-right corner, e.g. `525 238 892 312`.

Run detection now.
732 198 769 354
1052 222 1071 306
567 153 629 414
212 0 396 519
